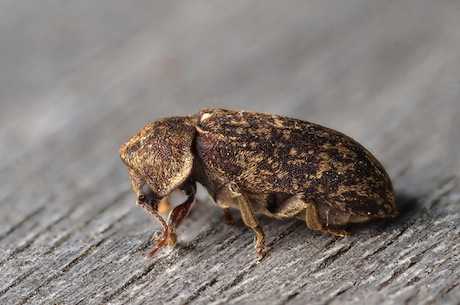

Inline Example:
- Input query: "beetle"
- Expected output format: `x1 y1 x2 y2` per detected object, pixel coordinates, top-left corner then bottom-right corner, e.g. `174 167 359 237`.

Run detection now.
119 108 398 259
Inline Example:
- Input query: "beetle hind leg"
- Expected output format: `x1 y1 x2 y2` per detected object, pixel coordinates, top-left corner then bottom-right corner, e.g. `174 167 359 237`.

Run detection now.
272 195 350 237
305 203 351 237
269 194 307 219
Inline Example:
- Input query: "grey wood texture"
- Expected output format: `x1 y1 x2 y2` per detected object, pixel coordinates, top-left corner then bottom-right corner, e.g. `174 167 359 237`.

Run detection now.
1 1 459 304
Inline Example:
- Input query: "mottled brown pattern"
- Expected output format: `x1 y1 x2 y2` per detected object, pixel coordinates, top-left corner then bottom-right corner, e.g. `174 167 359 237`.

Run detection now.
196 108 396 217
120 108 398 258
119 116 197 197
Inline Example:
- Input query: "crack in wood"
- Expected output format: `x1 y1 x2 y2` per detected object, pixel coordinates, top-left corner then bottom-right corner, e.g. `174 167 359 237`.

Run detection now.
441 281 459 296
425 176 458 209
0 206 78 266
276 237 346 304
17 236 110 305
312 241 355 273
281 291 300 305
278 240 356 304
102 226 225 304
423 276 460 305
0 267 39 298
182 277 219 305
209 223 301 304
321 282 356 305
363 224 411 260
0 207 45 243
267 222 303 248
101 260 166 304
98 209 132 234
44 190 130 256
61 238 108 273
320 237 340 252
377 242 438 290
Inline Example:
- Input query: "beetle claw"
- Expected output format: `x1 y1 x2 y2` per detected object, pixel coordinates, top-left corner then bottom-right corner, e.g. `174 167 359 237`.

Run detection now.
326 228 351 237
146 226 178 257
147 230 169 257
256 246 268 262
149 231 161 242
147 238 166 257
166 231 177 246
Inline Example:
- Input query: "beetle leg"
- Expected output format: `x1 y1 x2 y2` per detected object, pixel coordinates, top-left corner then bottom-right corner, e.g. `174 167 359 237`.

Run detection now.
305 203 323 231
227 183 267 260
165 181 197 246
215 185 238 225
269 194 306 219
137 196 170 257
305 203 350 237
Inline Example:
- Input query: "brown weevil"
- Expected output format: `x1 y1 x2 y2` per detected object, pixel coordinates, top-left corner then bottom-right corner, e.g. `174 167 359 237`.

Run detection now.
119 108 398 259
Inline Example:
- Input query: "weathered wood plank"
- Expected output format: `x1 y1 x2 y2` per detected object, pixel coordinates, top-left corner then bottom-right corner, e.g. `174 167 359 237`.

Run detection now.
0 1 459 305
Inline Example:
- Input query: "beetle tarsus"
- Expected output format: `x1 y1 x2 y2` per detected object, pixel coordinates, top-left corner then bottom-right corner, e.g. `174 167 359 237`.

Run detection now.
147 230 169 256
146 225 178 256
255 230 267 261
325 227 351 237
166 230 177 246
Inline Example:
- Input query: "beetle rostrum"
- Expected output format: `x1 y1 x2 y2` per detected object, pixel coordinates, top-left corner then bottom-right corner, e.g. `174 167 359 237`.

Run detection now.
119 108 398 259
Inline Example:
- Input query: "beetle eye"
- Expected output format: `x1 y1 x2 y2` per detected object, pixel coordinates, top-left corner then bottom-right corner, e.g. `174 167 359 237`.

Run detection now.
140 186 161 208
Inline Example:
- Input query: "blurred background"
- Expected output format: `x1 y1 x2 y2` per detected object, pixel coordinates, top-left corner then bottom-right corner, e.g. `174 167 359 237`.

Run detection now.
1 1 459 304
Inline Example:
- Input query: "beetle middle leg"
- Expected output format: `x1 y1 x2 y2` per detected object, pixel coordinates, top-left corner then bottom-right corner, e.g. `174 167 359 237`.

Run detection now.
215 187 237 225
224 183 267 260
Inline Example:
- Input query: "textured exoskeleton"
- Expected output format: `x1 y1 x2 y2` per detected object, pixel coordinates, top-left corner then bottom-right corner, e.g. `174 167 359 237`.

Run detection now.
119 108 398 259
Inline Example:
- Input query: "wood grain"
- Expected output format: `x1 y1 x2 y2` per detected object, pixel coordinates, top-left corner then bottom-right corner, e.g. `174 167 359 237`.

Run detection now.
0 1 459 304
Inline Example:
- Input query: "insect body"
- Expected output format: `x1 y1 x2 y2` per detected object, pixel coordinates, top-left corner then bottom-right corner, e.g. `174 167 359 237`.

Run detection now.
119 108 398 259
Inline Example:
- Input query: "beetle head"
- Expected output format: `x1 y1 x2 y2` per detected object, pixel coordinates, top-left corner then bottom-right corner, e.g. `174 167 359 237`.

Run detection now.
120 116 197 202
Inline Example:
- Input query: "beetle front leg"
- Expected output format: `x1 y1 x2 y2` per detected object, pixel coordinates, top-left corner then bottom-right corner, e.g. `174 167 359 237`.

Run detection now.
126 169 172 256
227 183 267 260
165 181 197 247
136 195 170 257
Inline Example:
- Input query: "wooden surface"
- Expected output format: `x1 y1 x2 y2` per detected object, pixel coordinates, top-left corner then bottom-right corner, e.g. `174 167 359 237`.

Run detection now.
1 1 459 304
